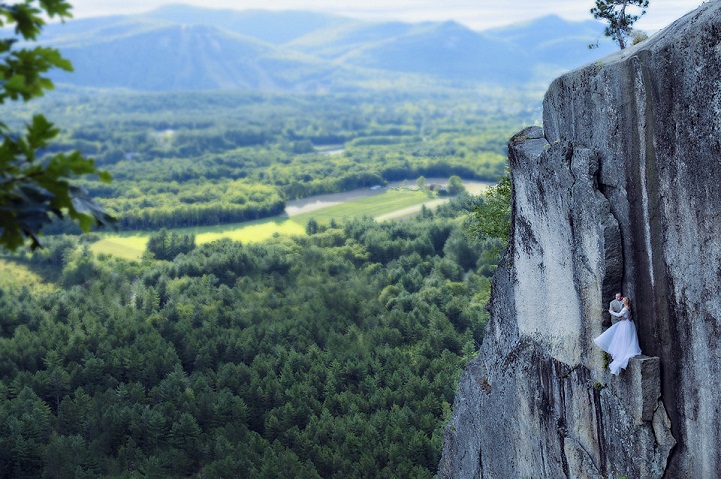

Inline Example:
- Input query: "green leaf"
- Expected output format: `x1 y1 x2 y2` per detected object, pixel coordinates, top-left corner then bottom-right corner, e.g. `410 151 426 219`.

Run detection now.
26 114 58 149
68 185 117 232
40 0 74 19
9 3 44 41
5 74 26 92
0 0 110 251
40 47 72 71
98 171 112 184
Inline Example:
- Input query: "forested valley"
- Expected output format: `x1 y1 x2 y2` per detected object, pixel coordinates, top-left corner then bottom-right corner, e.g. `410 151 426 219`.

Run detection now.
1 193 503 478
4 90 532 232
0 0 653 475
0 50 529 476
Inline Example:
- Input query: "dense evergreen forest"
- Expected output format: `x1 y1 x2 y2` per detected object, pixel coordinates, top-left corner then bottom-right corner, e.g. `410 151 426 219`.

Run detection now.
0 196 501 478
3 90 533 232
0 68 525 475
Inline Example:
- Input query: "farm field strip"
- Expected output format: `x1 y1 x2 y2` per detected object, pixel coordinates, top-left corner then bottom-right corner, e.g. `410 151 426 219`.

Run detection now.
0 258 57 293
90 182 489 261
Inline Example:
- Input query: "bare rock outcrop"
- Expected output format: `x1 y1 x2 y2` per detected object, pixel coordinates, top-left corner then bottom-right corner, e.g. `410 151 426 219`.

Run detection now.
439 2 721 477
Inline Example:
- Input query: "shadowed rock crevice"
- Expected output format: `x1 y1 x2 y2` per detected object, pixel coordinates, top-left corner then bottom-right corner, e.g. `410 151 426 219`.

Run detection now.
440 2 721 477
594 160 625 308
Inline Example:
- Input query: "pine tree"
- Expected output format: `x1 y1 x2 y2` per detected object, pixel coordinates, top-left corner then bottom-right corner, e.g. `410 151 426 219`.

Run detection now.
591 0 650 49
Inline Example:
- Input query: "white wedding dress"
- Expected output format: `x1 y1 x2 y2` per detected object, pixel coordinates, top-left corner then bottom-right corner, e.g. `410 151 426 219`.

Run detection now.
593 307 642 375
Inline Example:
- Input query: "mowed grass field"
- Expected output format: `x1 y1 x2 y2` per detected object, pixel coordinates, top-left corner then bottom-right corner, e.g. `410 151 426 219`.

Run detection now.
90 218 306 261
90 188 463 261
0 258 57 293
292 189 430 223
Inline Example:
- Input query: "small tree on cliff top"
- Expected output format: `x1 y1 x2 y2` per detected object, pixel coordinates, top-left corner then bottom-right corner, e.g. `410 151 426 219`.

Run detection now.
0 0 113 251
466 173 511 254
591 0 650 50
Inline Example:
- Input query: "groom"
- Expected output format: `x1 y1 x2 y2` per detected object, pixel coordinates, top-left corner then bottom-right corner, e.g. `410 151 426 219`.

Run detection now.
609 293 623 326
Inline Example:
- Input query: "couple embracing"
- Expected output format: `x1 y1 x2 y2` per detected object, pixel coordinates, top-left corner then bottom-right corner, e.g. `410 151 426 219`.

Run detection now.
593 293 642 375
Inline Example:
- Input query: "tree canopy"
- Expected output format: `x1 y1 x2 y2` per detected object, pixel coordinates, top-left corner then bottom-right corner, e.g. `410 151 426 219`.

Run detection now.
0 0 112 251
466 174 511 247
0 198 493 477
591 0 650 50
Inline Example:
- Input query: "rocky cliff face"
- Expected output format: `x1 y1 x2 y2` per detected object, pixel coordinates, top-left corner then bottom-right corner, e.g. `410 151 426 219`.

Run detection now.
439 3 721 478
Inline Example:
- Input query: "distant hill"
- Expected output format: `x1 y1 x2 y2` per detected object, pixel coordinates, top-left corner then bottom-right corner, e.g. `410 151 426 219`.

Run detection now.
50 24 349 91
39 5 617 92
335 21 533 84
484 15 616 77
286 20 417 59
143 5 355 45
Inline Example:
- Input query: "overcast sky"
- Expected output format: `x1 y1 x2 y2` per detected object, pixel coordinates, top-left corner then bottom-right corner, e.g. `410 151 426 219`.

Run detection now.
68 0 703 31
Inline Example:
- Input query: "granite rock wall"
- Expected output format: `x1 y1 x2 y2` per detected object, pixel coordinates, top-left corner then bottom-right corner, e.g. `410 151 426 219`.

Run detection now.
439 3 721 477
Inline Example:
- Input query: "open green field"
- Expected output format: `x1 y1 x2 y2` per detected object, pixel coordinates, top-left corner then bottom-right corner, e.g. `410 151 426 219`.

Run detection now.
293 189 430 223
90 217 307 261
90 189 439 261
0 258 57 293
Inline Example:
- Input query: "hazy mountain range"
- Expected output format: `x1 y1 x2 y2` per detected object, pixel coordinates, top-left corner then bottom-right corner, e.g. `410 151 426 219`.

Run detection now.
37 4 617 93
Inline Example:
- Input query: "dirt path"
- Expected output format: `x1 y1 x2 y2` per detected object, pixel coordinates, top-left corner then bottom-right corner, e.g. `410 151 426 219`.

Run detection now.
284 179 490 217
284 189 385 216
374 199 449 221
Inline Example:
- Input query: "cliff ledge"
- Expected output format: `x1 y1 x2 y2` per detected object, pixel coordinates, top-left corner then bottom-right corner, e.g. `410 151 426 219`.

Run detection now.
439 3 721 477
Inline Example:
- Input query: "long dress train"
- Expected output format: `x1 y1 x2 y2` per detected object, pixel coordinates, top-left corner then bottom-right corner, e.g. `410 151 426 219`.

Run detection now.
593 307 641 375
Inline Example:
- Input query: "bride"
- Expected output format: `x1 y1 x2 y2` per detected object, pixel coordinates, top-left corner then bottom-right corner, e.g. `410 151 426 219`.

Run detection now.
594 297 642 375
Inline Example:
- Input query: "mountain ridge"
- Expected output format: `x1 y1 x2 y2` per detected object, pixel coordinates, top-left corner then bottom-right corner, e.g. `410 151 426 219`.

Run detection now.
39 6 617 92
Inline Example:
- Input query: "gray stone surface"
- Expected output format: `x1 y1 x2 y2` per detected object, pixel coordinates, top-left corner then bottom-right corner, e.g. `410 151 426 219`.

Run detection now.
609 355 660 425
564 436 603 479
439 2 721 477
